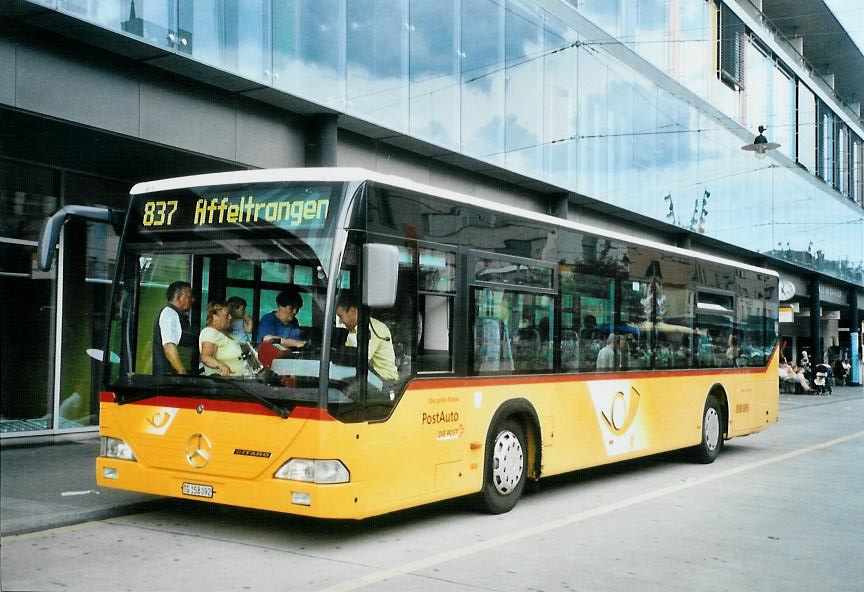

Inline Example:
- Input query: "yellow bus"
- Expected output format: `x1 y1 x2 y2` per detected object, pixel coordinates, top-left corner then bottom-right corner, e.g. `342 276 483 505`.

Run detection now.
39 168 779 518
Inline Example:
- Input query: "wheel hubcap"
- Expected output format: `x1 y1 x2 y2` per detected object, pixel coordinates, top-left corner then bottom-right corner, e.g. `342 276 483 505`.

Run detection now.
492 430 524 495
704 408 720 451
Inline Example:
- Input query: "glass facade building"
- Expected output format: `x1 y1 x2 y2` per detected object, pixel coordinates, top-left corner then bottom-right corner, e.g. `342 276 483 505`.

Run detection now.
26 0 863 285
2 0 862 436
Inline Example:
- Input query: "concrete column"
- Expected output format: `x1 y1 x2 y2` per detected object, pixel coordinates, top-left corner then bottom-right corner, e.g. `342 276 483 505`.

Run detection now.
674 235 692 250
304 114 338 167
548 193 570 220
849 288 861 385
809 276 822 364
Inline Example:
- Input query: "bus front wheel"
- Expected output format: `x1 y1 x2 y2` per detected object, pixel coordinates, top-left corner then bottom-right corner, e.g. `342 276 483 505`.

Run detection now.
477 418 527 514
694 394 723 464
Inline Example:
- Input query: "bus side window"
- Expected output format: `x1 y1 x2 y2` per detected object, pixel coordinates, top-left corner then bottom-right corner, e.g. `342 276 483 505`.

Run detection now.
417 247 455 374
695 292 735 368
418 295 452 372
560 269 614 372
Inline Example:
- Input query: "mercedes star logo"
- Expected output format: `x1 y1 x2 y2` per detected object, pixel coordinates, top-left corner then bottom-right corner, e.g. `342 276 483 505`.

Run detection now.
185 433 212 469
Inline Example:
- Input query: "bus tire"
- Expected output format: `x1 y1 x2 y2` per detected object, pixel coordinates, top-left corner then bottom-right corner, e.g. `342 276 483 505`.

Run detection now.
694 394 723 464
477 418 527 514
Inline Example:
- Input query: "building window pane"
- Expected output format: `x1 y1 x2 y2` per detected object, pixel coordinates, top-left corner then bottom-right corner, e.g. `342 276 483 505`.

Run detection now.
0 160 60 242
274 0 346 109
461 0 505 163
543 13 578 187
346 0 409 131
718 2 745 91
744 39 769 131
178 0 271 83
1 242 57 434
577 47 609 199
797 83 816 172
504 0 544 176
838 126 850 197
577 0 620 37
409 0 459 149
635 0 668 72
118 0 177 49
771 64 796 160
853 139 863 205
817 100 835 186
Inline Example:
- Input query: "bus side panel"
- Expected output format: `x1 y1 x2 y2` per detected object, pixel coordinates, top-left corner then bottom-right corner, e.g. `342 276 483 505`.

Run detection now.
362 365 781 513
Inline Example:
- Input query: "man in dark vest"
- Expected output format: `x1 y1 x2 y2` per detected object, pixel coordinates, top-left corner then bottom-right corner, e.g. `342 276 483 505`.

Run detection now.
152 281 196 374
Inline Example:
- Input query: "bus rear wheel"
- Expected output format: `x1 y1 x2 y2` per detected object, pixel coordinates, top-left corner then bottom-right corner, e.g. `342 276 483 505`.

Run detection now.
477 418 527 514
694 394 723 464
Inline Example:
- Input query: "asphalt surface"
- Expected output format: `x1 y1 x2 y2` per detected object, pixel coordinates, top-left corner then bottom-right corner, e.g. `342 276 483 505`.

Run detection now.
0 436 164 537
2 384 862 537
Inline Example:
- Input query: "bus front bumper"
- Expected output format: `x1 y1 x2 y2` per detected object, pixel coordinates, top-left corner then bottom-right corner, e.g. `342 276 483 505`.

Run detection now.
96 457 365 519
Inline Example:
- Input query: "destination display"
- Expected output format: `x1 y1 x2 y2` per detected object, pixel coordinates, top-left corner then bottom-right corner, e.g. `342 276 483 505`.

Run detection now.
134 185 334 233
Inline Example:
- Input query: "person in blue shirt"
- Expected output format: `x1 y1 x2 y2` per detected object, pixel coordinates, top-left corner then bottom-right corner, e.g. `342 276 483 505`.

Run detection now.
257 287 307 348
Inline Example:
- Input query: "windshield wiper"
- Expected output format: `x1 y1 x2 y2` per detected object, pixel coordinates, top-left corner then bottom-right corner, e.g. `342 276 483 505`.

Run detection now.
112 374 291 418
114 374 200 405
206 376 290 419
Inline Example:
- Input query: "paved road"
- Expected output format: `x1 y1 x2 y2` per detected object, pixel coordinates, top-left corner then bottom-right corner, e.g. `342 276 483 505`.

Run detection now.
2 390 862 592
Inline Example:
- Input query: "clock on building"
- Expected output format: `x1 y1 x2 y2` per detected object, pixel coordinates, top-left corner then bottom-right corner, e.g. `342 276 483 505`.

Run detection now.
778 280 796 301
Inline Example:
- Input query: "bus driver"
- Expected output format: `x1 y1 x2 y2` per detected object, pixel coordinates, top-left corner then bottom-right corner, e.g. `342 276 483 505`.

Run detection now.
335 292 399 381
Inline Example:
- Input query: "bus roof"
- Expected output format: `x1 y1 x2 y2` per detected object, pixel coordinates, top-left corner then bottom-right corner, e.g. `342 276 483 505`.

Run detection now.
129 167 778 278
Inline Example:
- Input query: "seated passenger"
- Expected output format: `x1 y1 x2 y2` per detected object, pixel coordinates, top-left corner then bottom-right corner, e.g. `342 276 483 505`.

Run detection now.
596 335 619 370
225 296 253 342
335 292 398 381
778 361 813 392
725 335 741 367
257 287 307 349
200 301 245 376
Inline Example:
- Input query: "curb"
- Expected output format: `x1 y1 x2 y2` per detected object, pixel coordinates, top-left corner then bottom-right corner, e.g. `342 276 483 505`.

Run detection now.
1 499 167 538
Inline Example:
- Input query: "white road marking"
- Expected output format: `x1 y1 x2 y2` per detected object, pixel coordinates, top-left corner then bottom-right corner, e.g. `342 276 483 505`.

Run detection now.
322 430 864 592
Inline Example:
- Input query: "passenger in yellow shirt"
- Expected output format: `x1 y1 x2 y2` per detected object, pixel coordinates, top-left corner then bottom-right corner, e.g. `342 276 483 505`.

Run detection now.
335 293 399 381
199 301 245 376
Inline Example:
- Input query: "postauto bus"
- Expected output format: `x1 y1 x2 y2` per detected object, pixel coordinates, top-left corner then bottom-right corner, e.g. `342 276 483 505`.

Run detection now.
37 168 779 518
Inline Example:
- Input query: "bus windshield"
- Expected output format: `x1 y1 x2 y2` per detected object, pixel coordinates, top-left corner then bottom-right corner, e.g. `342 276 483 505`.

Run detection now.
103 181 357 416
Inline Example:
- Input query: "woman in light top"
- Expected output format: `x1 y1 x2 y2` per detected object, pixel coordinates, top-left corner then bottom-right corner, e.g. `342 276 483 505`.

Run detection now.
200 301 245 376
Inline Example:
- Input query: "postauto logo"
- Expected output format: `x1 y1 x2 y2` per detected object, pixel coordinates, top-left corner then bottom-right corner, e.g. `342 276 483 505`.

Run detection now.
588 380 643 457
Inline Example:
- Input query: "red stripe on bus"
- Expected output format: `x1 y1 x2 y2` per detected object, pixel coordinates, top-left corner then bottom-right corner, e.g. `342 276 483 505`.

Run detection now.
409 346 779 390
288 406 336 421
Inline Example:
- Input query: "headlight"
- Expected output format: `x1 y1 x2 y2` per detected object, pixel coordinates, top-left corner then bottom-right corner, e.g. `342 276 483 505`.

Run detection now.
100 436 136 461
274 459 349 484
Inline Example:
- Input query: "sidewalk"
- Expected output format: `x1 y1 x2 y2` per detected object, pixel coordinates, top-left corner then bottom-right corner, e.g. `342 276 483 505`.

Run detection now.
779 382 864 400
1 435 164 537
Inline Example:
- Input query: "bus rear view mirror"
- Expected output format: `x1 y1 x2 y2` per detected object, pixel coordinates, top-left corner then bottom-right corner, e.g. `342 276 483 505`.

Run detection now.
36 205 121 270
363 243 399 308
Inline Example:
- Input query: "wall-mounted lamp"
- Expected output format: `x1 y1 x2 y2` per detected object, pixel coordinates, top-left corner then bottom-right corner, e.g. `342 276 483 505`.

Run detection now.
741 125 780 159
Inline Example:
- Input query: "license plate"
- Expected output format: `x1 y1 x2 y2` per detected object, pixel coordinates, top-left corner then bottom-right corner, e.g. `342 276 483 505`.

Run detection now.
182 482 214 498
